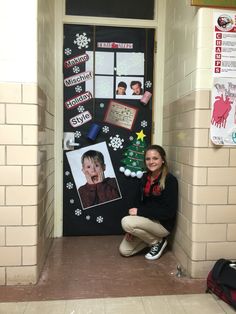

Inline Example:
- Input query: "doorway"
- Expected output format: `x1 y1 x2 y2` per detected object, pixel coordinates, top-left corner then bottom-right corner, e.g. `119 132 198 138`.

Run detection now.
63 24 155 236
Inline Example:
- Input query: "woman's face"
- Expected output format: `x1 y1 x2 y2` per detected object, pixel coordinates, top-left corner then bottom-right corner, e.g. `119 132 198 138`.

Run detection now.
145 149 163 175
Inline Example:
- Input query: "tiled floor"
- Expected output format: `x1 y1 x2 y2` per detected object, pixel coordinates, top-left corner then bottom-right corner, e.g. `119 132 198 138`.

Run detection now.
0 236 235 313
0 294 235 313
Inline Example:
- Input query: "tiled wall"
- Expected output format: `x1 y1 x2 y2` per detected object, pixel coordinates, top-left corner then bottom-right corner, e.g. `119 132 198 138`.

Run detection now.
163 2 236 277
0 0 55 285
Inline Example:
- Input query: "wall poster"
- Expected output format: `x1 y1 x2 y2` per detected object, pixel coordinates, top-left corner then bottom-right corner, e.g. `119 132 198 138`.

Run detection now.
63 25 154 236
210 12 236 146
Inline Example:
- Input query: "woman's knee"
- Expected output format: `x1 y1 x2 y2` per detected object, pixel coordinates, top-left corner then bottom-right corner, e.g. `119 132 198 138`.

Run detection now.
121 216 133 232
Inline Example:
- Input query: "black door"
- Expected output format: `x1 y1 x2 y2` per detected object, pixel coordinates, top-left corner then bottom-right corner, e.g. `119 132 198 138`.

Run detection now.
63 25 154 236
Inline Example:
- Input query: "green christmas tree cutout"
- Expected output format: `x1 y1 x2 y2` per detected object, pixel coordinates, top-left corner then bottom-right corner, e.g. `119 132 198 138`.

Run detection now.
119 130 147 179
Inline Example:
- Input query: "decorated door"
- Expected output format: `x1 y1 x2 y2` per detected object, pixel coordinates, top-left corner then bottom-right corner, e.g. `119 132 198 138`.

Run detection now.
63 25 154 236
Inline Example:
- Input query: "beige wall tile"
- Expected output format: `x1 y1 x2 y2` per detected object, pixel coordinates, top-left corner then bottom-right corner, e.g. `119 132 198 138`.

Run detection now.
194 110 211 128
191 186 228 204
6 104 38 124
22 206 37 225
0 247 21 266
0 206 21 225
6 226 37 245
23 126 38 145
193 129 209 147
192 242 206 260
22 246 37 265
23 166 38 185
227 224 236 241
6 265 37 285
22 83 37 104
208 168 236 185
6 186 38 206
0 83 21 103
0 227 5 245
207 205 236 223
230 149 236 166
182 165 207 185
195 90 210 109
0 146 5 165
188 260 214 278
0 187 5 205
0 166 21 185
229 186 236 204
177 147 192 164
0 103 5 124
192 148 229 166
0 125 22 145
207 242 236 260
7 146 38 165
192 204 207 223
0 267 5 285
191 223 226 242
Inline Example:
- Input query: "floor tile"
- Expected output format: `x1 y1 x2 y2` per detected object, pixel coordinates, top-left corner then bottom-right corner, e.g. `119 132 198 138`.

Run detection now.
24 300 66 314
142 295 185 314
104 296 145 314
0 302 27 314
65 298 105 314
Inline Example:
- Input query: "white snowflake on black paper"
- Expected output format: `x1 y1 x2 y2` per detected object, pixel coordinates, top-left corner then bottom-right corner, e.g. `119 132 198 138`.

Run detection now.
73 66 80 73
64 48 72 55
74 32 91 49
75 208 82 216
109 135 124 151
65 171 70 176
145 81 152 88
141 120 148 128
86 215 91 220
77 106 85 113
75 85 82 93
74 131 82 138
70 199 75 204
102 126 109 133
96 216 103 223
100 103 105 108
129 136 134 141
66 182 74 189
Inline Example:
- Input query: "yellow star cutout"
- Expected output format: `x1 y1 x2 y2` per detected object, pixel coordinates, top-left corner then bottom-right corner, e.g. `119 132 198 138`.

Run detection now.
136 130 146 141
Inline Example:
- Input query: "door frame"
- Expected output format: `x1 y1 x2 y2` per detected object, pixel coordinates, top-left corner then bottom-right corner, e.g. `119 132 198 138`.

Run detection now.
54 0 166 237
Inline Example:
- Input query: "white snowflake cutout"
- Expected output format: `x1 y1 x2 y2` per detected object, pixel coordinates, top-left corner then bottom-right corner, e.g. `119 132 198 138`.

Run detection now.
74 32 91 49
75 208 82 216
64 48 72 55
100 103 105 108
77 106 85 113
102 126 109 133
65 171 70 176
129 136 134 141
70 199 75 204
75 85 82 93
73 66 80 73
141 120 148 128
74 131 82 138
66 182 73 189
86 215 91 220
108 135 124 151
145 81 152 88
96 216 103 223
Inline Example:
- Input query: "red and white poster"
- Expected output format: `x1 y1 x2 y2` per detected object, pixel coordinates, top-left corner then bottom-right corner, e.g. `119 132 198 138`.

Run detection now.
213 11 236 77
210 77 236 145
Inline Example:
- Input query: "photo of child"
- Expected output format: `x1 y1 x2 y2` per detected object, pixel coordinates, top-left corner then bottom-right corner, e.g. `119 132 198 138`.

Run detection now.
66 142 122 209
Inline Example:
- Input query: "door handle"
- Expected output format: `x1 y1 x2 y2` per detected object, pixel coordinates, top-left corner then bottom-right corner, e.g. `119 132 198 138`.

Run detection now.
63 132 80 150
67 139 80 147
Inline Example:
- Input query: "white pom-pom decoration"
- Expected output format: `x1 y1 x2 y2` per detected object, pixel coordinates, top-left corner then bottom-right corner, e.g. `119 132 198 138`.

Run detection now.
124 169 131 176
136 171 143 179
131 172 136 177
119 166 125 173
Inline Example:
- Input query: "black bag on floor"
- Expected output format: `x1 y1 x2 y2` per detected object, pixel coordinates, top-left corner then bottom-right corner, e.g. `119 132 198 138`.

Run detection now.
206 258 236 309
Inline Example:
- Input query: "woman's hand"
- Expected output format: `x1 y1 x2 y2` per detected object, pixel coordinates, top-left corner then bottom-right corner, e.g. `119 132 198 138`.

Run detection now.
128 207 138 215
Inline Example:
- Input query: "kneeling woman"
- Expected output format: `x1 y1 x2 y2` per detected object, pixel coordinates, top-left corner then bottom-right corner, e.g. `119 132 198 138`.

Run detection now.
119 145 178 260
